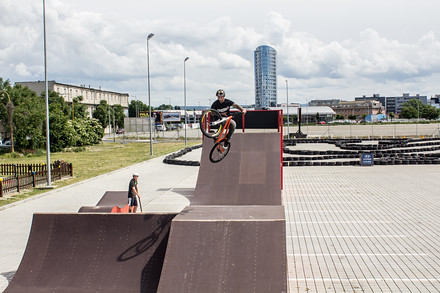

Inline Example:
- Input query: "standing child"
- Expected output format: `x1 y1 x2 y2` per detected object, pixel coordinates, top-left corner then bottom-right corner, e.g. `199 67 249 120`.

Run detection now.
128 172 141 213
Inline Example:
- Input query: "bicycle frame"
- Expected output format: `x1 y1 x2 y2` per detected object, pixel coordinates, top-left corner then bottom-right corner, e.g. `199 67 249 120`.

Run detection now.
214 116 232 144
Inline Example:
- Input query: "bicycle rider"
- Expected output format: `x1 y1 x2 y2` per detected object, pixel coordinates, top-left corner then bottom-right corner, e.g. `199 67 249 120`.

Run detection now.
210 89 246 147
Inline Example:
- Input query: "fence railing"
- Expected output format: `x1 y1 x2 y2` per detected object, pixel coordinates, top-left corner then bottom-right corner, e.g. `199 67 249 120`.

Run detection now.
0 162 73 197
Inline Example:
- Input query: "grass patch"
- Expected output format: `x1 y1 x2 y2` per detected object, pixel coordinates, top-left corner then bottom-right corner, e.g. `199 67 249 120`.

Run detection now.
0 140 201 207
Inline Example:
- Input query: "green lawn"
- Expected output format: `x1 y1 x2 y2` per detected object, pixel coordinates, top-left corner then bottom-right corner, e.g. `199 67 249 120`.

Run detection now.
0 140 201 206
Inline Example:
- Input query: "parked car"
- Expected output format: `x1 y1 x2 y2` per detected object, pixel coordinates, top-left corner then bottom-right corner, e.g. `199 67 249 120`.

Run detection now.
116 129 124 134
0 140 12 149
317 121 326 124
156 124 166 131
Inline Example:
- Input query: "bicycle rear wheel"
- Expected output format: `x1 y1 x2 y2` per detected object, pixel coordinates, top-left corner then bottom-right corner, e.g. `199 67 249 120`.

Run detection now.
200 109 223 138
209 140 230 163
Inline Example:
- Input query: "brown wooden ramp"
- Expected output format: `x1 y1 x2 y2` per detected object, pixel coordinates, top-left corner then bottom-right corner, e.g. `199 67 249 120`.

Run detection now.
78 191 130 213
157 206 287 293
5 213 176 293
193 132 282 205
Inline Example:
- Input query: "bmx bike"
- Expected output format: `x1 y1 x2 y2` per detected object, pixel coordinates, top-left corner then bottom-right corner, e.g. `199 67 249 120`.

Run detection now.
199 109 241 163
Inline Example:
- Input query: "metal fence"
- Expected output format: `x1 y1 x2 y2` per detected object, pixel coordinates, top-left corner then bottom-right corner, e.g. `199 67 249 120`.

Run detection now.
286 123 440 139
0 162 73 197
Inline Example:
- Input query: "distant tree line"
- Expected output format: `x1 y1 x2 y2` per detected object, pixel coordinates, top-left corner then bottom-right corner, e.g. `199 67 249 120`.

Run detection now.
400 99 440 120
127 101 181 117
0 77 124 152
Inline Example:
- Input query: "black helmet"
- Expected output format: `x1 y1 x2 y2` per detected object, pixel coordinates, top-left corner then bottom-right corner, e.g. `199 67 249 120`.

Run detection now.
216 89 225 97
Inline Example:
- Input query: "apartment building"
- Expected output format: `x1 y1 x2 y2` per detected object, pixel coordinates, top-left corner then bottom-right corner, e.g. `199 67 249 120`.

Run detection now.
331 100 382 119
356 93 428 114
16 81 129 117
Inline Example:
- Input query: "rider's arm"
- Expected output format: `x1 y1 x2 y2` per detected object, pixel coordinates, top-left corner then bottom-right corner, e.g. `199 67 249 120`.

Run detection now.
132 186 140 197
232 103 246 114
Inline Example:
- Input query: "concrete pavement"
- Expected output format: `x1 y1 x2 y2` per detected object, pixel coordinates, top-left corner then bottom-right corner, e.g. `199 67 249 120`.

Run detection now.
1 144 440 292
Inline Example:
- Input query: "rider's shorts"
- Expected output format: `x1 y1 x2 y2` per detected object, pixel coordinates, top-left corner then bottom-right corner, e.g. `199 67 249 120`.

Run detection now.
128 197 138 207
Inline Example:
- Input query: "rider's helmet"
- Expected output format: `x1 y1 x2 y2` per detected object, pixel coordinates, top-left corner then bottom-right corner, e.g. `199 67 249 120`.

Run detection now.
216 89 225 97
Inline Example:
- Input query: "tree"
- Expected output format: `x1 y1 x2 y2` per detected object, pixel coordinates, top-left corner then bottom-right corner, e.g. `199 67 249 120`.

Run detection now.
70 96 87 120
421 105 440 120
336 114 345 120
70 118 104 146
315 112 320 123
46 106 75 152
0 78 15 151
389 112 395 122
0 77 107 151
157 104 173 110
113 104 125 129
93 100 110 128
348 115 357 120
128 100 149 117
13 94 45 150
400 100 419 119
291 114 298 124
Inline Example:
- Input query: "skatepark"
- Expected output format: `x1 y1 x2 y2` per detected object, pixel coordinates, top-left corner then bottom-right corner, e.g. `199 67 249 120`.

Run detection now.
1 115 440 292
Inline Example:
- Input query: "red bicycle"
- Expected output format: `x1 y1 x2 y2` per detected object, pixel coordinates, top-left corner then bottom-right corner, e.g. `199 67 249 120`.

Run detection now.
200 109 240 163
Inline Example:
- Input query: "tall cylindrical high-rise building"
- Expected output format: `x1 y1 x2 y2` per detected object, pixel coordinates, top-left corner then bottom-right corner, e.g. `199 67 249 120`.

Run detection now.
254 45 277 109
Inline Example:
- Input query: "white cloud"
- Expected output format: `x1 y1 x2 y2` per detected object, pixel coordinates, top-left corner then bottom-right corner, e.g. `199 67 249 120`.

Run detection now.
1 0 440 105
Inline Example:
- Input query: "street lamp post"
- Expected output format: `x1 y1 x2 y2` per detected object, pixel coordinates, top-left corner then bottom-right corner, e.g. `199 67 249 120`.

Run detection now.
184 57 189 146
43 0 51 186
147 33 154 156
285 80 290 138
1 91 14 153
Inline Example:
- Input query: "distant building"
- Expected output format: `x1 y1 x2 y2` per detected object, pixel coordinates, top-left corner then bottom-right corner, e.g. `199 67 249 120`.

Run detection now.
386 94 428 115
430 95 440 109
254 45 277 109
16 81 129 117
355 94 386 110
331 100 382 119
269 106 336 123
357 93 428 114
309 99 341 106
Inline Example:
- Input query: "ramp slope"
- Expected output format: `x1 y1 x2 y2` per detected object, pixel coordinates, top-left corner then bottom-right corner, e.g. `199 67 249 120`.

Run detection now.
158 206 287 293
193 132 281 205
5 213 176 293
78 191 129 213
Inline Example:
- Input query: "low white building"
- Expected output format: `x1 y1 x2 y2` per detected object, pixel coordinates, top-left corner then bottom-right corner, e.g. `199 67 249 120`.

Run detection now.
16 81 129 117
269 106 336 123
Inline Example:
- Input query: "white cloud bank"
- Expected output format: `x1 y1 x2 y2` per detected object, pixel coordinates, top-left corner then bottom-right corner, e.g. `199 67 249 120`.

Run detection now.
1 1 439 106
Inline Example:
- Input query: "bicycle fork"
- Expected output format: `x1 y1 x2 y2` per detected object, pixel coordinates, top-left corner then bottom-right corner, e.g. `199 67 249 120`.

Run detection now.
214 117 232 152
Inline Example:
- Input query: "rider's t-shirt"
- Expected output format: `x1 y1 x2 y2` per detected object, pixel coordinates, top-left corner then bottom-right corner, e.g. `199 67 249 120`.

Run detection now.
211 99 234 117
128 178 137 199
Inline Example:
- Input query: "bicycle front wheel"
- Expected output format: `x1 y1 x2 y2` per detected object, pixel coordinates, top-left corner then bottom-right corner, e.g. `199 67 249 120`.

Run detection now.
209 141 231 163
200 109 223 138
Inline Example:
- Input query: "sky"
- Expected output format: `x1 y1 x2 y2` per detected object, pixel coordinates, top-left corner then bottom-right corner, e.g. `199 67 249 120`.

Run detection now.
1 0 440 107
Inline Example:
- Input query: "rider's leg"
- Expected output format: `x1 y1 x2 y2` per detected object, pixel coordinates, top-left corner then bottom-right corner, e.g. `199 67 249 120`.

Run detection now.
225 120 236 143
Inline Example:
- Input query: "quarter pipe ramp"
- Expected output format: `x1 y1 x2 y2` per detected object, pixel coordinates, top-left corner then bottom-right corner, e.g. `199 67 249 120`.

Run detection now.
193 132 282 205
5 213 176 293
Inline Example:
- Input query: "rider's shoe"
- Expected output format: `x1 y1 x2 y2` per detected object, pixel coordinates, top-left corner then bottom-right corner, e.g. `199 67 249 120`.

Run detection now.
223 141 230 148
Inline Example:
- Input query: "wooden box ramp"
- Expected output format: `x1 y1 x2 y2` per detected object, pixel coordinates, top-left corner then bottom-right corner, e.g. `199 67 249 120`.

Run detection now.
194 132 282 205
5 213 176 293
78 191 129 213
157 206 287 293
